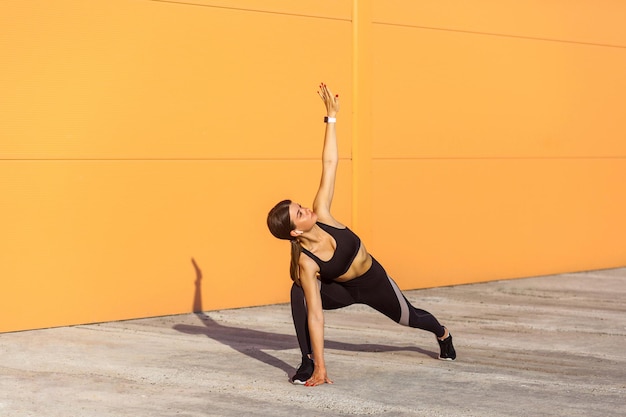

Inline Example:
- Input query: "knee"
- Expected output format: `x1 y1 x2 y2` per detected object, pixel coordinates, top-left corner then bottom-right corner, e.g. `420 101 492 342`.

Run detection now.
290 283 305 303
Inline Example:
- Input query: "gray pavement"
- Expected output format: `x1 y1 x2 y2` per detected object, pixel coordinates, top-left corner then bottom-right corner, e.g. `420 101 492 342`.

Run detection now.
1 268 625 417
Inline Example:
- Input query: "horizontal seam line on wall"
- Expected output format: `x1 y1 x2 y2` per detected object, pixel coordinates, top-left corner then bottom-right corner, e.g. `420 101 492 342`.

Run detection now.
374 156 626 160
0 158 349 161
372 21 626 50
148 0 351 22
2 157 625 161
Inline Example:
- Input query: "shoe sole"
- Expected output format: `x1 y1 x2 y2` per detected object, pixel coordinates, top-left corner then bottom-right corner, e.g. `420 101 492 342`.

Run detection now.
291 378 307 385
438 356 456 361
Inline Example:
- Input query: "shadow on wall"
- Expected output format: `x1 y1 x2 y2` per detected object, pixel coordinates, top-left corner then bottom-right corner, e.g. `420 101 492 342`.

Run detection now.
172 258 437 379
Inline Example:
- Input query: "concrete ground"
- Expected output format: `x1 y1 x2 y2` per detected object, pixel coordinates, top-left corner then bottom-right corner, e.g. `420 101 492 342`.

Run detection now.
1 268 625 417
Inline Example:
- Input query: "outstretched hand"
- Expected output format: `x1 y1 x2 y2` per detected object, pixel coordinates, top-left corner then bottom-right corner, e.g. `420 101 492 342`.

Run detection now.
318 83 339 118
305 367 334 387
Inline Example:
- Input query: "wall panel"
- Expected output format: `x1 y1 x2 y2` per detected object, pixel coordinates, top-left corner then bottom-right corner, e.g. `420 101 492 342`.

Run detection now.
370 159 626 288
365 0 626 291
1 0 352 160
371 24 626 158
0 160 352 332
0 0 352 332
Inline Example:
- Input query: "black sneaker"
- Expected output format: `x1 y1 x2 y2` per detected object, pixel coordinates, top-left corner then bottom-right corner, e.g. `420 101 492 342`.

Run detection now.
291 356 314 385
438 332 456 361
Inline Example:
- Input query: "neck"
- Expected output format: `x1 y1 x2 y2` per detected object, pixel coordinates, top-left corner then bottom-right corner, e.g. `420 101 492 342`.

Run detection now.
297 224 324 247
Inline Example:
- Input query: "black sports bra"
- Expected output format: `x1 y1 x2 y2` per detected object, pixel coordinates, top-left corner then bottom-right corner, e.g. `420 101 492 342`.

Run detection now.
301 222 361 283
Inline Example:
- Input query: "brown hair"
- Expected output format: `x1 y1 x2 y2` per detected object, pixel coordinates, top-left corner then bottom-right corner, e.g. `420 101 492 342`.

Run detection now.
267 199 302 286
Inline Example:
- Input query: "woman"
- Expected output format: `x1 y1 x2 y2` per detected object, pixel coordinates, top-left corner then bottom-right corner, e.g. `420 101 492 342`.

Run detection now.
267 83 456 387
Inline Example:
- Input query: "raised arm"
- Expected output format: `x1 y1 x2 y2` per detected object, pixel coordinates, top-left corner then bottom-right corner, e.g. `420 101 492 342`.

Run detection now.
312 83 340 223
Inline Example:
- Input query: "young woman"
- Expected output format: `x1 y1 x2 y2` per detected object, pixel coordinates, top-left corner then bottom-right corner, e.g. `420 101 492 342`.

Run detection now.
267 83 456 387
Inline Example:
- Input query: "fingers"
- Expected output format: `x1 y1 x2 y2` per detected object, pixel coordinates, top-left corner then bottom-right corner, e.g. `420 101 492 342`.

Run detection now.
318 83 329 101
318 82 340 116
322 83 333 98
304 376 334 387
318 83 338 101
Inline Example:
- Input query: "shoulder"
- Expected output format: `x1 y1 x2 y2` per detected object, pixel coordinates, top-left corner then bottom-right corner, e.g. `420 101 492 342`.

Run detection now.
298 253 321 291
298 250 319 272
314 213 345 229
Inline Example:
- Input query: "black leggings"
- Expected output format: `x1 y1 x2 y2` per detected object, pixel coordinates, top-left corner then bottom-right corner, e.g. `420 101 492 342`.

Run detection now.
290 257 446 356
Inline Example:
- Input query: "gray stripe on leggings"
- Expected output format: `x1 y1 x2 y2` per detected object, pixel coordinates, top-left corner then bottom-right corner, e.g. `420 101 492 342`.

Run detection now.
387 276 410 326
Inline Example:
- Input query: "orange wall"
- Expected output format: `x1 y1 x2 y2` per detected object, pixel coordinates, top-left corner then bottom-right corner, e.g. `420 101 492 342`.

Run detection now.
367 1 626 287
1 0 625 332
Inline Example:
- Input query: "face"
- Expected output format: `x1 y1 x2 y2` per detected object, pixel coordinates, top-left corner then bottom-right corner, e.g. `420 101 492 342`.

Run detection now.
289 202 317 236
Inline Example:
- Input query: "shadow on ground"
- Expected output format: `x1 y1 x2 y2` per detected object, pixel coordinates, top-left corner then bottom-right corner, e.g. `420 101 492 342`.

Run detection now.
172 258 437 377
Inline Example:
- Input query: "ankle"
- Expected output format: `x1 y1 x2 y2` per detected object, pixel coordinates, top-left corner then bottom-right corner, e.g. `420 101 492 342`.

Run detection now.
437 327 449 341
